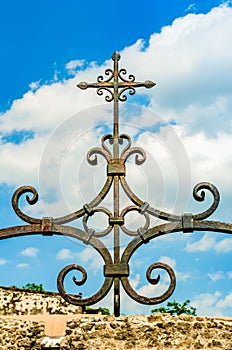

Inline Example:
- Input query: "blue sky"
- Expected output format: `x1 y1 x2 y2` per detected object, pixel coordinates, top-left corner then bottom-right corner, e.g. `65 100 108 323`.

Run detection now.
0 0 232 316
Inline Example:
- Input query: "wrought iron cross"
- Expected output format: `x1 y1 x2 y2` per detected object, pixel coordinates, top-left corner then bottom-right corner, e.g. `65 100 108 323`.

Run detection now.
77 51 155 316
78 51 155 154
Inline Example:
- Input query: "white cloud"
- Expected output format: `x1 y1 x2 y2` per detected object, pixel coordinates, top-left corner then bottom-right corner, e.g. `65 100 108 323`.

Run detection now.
185 3 197 13
120 5 232 137
176 271 190 281
137 281 169 298
65 59 85 74
0 258 7 265
0 135 47 186
207 271 225 282
184 130 232 182
192 289 232 316
185 233 216 252
20 247 38 257
0 67 104 135
215 237 232 253
216 291 232 308
158 255 190 282
192 291 223 316
16 263 29 269
56 246 102 274
159 256 176 268
29 80 41 91
56 248 74 260
128 274 140 290
185 234 232 253
227 271 232 279
76 247 103 274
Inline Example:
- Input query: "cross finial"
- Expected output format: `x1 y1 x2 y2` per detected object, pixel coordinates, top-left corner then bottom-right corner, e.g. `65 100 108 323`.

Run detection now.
77 51 156 102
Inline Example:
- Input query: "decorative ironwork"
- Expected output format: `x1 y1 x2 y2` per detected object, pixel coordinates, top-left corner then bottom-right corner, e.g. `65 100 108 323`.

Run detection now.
1 51 232 316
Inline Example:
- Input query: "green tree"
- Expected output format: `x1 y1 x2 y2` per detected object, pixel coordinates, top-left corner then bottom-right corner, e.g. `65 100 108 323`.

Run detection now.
85 306 110 315
99 307 110 315
21 283 44 291
151 299 196 316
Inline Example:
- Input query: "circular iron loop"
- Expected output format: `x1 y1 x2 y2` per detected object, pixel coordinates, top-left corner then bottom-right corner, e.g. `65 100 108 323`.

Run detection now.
83 206 113 237
121 206 150 236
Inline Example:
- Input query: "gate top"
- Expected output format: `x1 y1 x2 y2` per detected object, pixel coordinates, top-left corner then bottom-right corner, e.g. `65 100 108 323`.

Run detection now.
2 51 230 317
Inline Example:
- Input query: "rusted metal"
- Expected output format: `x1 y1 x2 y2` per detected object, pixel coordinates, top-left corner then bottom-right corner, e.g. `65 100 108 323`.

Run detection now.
1 51 232 316
104 263 129 277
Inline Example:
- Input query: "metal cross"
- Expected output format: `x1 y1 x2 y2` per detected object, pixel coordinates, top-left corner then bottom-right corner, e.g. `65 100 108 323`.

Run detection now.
77 51 155 152
77 51 155 316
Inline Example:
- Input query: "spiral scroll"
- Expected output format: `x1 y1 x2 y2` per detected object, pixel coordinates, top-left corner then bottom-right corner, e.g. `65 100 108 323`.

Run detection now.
57 263 113 306
97 87 114 102
87 146 112 165
59 264 87 286
118 87 136 102
193 182 220 220
97 68 114 83
118 69 135 83
121 147 146 165
121 262 176 305
12 186 41 224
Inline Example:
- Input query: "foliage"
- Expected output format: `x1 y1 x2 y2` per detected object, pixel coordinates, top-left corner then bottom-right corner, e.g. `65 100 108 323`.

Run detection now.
21 283 44 291
99 307 110 315
85 306 110 315
151 299 196 316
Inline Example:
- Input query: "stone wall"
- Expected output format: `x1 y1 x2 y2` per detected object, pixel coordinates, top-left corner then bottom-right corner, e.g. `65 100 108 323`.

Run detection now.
60 314 232 350
0 286 231 349
0 314 232 349
0 286 82 315
0 318 44 349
